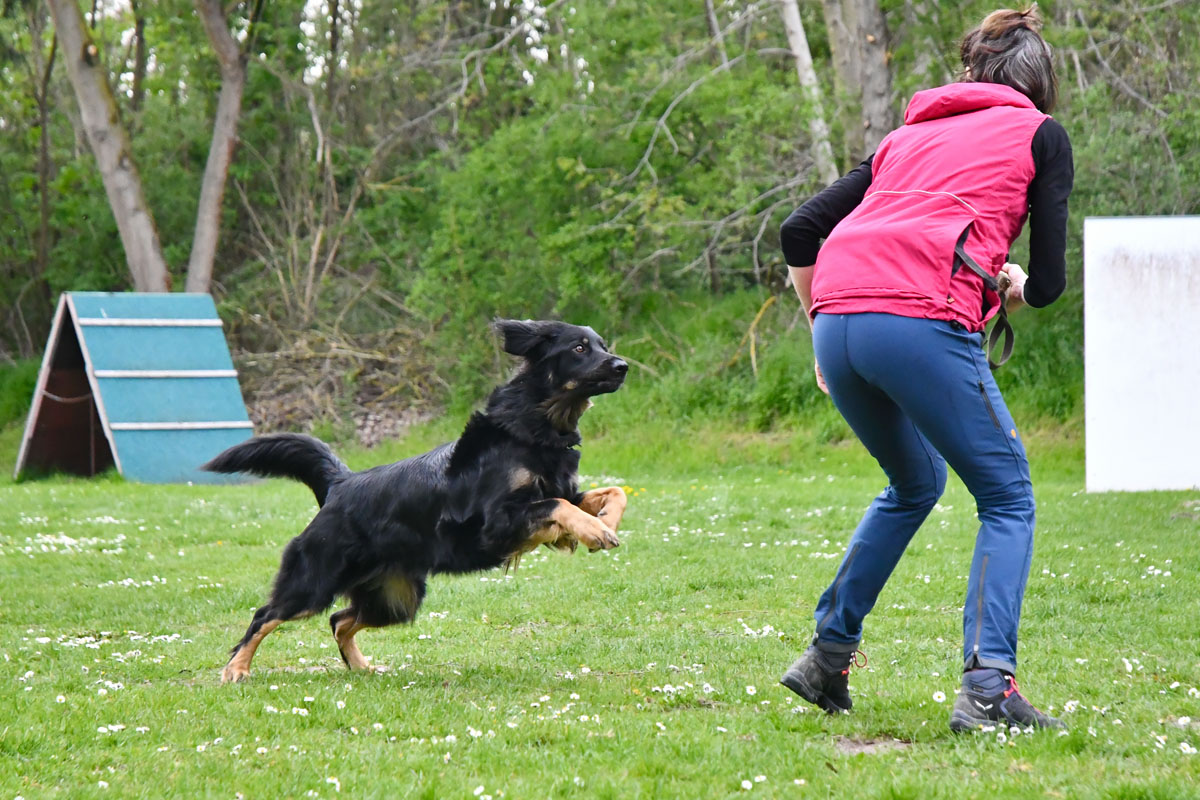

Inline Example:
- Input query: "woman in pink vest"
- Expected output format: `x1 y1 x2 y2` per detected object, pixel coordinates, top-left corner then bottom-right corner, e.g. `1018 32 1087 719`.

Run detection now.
778 7 1073 732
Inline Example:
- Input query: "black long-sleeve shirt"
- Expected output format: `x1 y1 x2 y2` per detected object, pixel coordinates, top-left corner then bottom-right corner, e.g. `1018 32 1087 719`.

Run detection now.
780 118 1073 308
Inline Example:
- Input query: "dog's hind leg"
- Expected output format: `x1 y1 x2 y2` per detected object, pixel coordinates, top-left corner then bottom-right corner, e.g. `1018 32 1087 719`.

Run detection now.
329 608 372 672
221 556 337 683
221 513 347 684
221 603 323 684
222 608 282 684
330 574 427 673
579 487 629 532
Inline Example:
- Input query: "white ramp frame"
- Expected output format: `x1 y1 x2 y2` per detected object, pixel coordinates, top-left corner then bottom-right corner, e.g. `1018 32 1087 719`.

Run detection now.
1084 216 1200 492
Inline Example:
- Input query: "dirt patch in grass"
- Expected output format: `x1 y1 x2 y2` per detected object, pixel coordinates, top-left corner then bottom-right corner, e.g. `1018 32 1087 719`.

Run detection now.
833 736 912 756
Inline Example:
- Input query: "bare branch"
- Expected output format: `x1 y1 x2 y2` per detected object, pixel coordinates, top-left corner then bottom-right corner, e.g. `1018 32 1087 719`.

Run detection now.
621 54 746 187
1076 9 1167 119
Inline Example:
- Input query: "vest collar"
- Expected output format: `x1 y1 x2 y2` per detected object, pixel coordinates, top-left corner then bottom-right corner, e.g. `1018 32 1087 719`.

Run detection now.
904 82 1037 125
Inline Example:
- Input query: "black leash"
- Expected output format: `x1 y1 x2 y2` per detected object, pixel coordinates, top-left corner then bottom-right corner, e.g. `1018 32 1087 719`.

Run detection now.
951 228 1014 369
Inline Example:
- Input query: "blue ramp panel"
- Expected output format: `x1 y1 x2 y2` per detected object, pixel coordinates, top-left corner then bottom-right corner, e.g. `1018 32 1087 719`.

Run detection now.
96 377 249 423
83 327 237 371
112 429 253 484
69 292 253 484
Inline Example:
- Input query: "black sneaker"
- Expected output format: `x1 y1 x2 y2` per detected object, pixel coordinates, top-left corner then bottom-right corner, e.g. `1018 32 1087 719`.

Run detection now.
779 642 859 714
949 668 1065 732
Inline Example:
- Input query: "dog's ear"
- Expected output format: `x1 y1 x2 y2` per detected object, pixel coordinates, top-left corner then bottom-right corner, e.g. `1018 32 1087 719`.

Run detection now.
493 319 556 358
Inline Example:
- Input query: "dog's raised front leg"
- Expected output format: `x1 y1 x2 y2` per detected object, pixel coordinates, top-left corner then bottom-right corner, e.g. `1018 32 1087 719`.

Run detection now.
546 498 620 552
578 486 628 532
506 498 621 569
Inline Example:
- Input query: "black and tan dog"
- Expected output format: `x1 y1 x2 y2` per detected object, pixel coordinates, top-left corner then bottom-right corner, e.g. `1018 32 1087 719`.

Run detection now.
204 319 628 683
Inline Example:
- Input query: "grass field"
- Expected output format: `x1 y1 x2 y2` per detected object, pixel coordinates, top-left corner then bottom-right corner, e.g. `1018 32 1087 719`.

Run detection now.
2 418 1198 799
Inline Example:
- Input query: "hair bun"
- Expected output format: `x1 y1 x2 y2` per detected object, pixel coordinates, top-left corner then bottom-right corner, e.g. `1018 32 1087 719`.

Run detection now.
980 6 1044 39
958 4 1057 112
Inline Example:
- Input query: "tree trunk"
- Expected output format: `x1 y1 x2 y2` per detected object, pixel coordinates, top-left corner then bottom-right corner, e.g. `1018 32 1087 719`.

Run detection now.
820 0 894 161
853 0 893 154
327 0 340 106
779 0 839 185
30 11 57 309
186 0 248 294
130 0 148 113
45 0 171 292
819 0 861 164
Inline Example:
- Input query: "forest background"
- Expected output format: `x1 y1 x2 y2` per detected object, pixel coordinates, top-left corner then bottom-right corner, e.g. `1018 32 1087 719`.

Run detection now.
1 0 1196 442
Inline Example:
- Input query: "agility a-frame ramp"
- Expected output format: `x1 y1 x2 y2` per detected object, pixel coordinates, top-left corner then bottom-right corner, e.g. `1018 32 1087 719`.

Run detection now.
15 292 253 484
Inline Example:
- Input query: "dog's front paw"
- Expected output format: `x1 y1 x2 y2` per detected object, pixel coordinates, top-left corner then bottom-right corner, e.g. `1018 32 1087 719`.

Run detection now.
576 517 620 553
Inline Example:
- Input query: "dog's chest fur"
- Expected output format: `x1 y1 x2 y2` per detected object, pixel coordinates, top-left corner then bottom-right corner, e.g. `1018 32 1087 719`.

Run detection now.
448 412 581 500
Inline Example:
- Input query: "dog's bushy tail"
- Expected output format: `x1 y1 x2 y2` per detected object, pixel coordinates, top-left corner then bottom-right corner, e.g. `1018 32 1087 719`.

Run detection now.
202 433 352 506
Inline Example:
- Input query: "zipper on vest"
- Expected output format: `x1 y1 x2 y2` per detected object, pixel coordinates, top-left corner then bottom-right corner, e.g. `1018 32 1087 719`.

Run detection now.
978 381 1002 431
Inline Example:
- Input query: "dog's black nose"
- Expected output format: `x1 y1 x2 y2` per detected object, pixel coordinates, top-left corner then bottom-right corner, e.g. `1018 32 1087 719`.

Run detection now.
610 358 628 375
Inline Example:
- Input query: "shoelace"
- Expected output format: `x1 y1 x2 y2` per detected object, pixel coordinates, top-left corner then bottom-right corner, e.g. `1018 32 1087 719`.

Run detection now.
840 649 868 676
1003 675 1052 717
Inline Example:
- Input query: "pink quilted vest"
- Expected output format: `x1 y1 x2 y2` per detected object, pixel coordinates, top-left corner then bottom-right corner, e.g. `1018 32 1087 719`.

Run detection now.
810 83 1048 332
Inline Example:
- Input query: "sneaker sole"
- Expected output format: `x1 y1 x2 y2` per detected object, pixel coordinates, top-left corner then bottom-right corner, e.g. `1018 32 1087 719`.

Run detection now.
949 708 998 733
949 708 1067 733
779 669 850 715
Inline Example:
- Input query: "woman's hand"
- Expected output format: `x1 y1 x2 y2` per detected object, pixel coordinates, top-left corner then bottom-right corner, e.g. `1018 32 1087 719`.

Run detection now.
814 360 829 395
1000 262 1028 312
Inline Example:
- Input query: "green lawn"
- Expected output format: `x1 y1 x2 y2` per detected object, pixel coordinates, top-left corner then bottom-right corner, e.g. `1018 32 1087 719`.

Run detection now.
1 420 1198 799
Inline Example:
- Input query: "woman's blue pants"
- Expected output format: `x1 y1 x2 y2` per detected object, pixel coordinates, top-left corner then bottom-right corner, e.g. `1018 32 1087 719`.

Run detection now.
810 312 1036 675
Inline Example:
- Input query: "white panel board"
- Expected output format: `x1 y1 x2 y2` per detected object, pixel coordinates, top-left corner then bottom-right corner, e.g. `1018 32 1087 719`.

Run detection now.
1085 216 1200 492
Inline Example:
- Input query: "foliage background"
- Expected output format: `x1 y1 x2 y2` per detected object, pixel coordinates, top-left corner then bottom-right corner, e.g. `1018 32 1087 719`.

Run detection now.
1 0 1197 434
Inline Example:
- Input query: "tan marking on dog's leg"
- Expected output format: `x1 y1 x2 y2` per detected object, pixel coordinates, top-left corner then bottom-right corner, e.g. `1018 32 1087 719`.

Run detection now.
528 521 568 548
505 521 569 570
579 486 629 532
333 615 374 672
221 619 280 684
549 498 620 552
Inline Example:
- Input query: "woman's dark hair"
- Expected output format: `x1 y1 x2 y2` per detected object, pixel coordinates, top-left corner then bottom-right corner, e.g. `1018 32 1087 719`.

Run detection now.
960 6 1058 113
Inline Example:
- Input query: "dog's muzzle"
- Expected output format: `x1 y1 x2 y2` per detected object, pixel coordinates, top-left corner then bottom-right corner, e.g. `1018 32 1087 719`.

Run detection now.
594 357 628 392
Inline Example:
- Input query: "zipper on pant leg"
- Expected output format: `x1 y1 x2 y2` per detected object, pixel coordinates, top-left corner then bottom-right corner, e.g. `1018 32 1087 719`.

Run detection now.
972 554 989 659
817 543 861 640
978 381 1002 431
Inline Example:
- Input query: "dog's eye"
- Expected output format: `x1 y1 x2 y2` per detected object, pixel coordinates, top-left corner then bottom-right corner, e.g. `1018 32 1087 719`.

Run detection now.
574 344 586 354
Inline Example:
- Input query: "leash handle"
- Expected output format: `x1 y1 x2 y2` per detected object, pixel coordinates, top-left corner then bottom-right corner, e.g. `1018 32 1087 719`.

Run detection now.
952 230 1014 369
985 305 1014 369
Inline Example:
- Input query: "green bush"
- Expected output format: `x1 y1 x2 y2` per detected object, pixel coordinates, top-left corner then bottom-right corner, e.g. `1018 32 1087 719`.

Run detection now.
0 359 39 429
